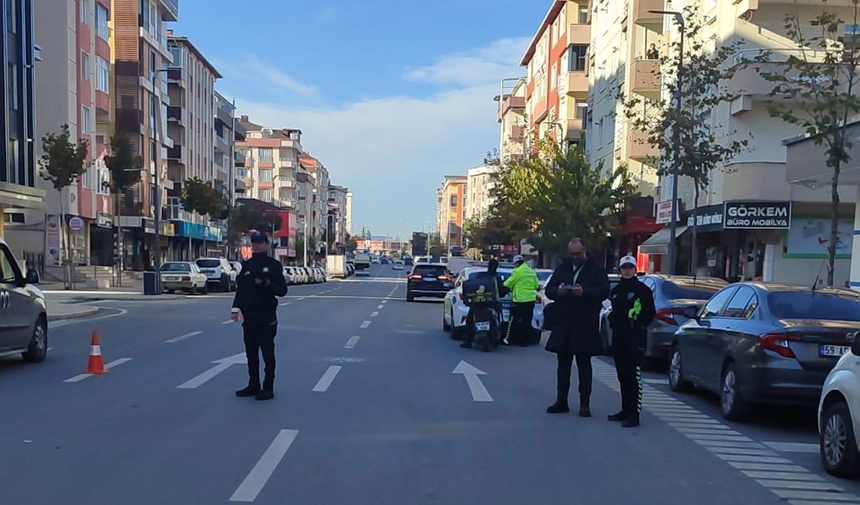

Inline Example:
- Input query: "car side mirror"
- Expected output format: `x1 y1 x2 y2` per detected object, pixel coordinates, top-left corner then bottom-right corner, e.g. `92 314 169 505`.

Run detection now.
681 306 699 320
25 268 40 285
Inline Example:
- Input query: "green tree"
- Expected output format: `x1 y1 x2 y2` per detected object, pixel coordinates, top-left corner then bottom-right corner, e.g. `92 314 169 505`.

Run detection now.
40 124 89 288
105 134 142 284
227 204 283 250
623 6 750 273
751 1 860 285
181 178 226 218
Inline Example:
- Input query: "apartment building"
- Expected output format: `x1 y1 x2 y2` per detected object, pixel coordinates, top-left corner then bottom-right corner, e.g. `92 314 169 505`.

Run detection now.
328 184 349 250
298 154 332 256
436 175 467 251
113 0 178 270
495 79 526 162
521 0 591 150
236 115 302 211
165 32 224 260
636 0 857 286
466 164 496 221
214 91 245 204
0 0 44 254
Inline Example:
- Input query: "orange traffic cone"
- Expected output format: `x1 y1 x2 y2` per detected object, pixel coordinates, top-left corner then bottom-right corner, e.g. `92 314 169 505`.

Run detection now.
86 332 107 375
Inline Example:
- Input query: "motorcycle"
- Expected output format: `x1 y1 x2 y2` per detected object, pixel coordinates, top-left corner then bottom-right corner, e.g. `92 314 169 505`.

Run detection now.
468 303 502 352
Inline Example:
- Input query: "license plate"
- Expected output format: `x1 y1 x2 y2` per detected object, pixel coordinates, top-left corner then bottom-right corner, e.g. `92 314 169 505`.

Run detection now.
475 321 491 332
502 309 510 321
424 277 436 282
820 345 851 357
164 276 179 282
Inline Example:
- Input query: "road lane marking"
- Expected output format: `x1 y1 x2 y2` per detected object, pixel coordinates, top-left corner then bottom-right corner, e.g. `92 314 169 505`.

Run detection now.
166 331 202 343
773 490 857 501
280 302 291 306
312 366 342 392
381 300 387 304
453 360 492 402
178 353 246 389
743 471 824 481
344 336 360 349
756 480 841 491
360 321 371 328
370 311 379 317
764 442 820 454
729 462 810 472
49 307 129 328
715 454 793 464
230 429 298 502
377 305 384 309
64 358 132 383
221 320 234 325
705 447 781 457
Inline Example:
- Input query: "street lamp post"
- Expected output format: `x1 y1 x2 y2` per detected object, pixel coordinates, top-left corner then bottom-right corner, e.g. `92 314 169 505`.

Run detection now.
649 10 685 275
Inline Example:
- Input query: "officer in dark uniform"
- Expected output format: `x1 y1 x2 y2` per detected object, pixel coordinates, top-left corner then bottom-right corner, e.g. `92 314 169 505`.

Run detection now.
231 232 288 401
607 256 656 427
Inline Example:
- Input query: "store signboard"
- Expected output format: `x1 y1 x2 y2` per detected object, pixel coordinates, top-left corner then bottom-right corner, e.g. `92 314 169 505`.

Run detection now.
655 200 679 224
724 202 791 229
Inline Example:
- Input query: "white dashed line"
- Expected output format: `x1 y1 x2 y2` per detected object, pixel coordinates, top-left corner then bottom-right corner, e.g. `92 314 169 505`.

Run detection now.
377 305 384 309
360 321 371 328
312 366 342 392
370 311 379 317
344 336 360 349
166 331 202 343
64 358 132 383
763 442 820 454
230 429 298 502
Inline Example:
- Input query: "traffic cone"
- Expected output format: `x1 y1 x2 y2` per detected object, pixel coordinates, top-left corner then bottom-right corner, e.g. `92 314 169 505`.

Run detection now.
86 332 107 375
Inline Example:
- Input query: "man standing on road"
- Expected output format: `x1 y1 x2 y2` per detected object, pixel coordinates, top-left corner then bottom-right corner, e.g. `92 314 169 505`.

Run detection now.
231 232 288 401
504 255 539 346
608 256 656 428
545 238 610 417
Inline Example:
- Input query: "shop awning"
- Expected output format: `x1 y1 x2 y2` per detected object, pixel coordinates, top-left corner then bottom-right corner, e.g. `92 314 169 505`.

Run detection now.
638 226 687 255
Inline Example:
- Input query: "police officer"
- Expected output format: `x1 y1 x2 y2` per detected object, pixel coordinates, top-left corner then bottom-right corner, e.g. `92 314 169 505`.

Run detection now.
607 256 656 427
461 259 508 349
231 232 288 401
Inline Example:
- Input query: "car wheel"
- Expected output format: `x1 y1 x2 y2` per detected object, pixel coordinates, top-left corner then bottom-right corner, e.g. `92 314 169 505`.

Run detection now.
190 285 198 295
821 401 860 477
221 275 230 292
720 363 750 421
202 283 209 295
22 317 48 363
407 292 414 302
165 289 175 294
668 346 692 393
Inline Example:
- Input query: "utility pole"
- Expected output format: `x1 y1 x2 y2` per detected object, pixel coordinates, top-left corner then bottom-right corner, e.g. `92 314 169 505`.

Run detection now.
227 98 236 260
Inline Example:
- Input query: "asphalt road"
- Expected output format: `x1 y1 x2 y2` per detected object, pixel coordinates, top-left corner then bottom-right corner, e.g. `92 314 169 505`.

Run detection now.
2 264 860 504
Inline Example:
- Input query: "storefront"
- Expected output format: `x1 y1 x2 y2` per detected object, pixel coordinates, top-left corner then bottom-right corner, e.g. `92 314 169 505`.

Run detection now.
89 212 114 266
173 221 224 261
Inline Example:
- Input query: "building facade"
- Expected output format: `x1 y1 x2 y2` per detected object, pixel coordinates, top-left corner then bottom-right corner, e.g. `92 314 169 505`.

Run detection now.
495 79 526 162
236 116 302 211
465 164 497 222
328 184 349 250
521 0 591 151
436 175 467 251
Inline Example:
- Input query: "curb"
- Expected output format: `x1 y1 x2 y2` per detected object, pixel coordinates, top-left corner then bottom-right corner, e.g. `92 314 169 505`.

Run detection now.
47 306 99 322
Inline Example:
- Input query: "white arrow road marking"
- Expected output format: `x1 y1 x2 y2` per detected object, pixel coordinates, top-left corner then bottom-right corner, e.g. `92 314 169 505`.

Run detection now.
312 366 342 392
177 352 247 389
230 429 298 503
64 358 132 383
344 336 360 349
165 331 202 343
361 321 371 328
453 360 493 402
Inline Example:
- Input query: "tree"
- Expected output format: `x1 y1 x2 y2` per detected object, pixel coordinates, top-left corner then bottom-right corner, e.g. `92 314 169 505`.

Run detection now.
495 140 638 258
227 204 283 251
751 1 860 285
105 134 142 284
181 178 227 218
346 233 358 252
40 124 89 288
623 6 750 273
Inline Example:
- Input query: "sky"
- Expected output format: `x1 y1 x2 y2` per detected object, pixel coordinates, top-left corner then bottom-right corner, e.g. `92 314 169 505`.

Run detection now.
174 0 545 238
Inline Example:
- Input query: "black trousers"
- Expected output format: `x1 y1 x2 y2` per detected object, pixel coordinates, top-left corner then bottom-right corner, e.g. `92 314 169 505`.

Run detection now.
556 352 593 406
506 301 535 344
243 317 277 390
614 347 645 418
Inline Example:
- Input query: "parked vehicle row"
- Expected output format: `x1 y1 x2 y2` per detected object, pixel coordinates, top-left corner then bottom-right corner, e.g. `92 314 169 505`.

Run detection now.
283 266 327 285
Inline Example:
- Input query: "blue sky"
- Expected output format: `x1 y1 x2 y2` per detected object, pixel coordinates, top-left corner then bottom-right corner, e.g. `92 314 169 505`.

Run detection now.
175 0 544 238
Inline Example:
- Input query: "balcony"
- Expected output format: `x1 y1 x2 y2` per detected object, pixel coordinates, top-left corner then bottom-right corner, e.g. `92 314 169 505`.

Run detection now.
565 118 584 141
278 158 296 168
280 139 301 150
558 71 588 97
234 150 246 167
627 128 657 161
158 0 179 21
167 106 185 126
509 125 525 141
278 179 294 188
630 59 661 98
734 0 759 18
631 0 664 28
215 133 229 154
277 199 294 209
167 144 185 164
568 23 590 46
167 67 185 88
497 95 525 122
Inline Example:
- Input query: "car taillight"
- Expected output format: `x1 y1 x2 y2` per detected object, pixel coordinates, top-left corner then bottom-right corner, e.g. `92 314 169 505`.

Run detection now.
655 308 680 325
439 275 451 281
761 334 797 359
409 274 422 280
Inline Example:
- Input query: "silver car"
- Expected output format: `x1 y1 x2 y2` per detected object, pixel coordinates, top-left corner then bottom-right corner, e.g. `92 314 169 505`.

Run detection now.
160 261 208 295
0 237 48 363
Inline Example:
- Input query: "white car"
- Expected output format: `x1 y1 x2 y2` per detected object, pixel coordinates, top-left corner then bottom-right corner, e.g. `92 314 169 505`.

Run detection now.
195 257 237 292
161 261 208 295
819 335 860 477
442 266 544 339
392 260 404 271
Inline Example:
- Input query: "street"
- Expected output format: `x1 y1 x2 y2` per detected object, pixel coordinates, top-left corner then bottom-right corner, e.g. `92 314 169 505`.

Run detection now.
2 264 859 505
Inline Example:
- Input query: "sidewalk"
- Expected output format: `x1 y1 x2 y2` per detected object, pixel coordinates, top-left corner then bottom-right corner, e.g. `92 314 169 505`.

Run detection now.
46 301 99 322
42 290 186 302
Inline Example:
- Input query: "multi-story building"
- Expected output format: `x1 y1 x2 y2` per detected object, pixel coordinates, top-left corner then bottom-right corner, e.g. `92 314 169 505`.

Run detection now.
328 184 349 250
0 0 45 258
521 0 591 151
298 153 332 258
495 79 527 162
436 175 467 251
345 190 352 238
113 0 179 270
236 115 302 211
165 31 223 260
635 0 857 286
466 164 497 222
214 91 245 205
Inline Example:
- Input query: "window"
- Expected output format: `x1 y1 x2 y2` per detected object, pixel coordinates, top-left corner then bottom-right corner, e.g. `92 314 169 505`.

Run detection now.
81 106 92 134
259 148 273 163
95 3 108 40
578 4 589 24
768 291 860 321
0 246 18 284
575 103 588 119
81 52 90 81
568 45 588 71
723 286 758 319
642 277 656 292
450 195 457 207
150 50 156 82
462 210 466 222
700 288 737 319
7 63 16 110
6 0 16 33
170 47 182 68
259 189 273 202
97 57 109 92
80 0 89 25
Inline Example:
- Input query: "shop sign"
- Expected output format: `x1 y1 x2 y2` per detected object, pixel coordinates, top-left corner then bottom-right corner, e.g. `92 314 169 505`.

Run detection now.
46 214 61 267
686 205 724 231
162 222 175 237
724 201 791 229
68 216 84 231
96 212 113 228
655 200 680 224
143 219 156 234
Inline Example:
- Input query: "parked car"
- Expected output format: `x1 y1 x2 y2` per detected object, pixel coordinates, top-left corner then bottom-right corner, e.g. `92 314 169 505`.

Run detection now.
819 333 860 477
393 260 404 271
195 257 236 292
160 261 208 295
347 262 355 276
314 267 327 282
371 256 381 264
0 237 48 363
443 266 544 339
406 264 453 302
283 266 294 285
601 275 727 360
293 267 307 284
670 284 860 420
404 257 414 266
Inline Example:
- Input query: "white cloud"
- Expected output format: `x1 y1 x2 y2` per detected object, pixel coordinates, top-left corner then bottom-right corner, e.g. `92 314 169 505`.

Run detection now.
404 37 530 86
230 56 318 98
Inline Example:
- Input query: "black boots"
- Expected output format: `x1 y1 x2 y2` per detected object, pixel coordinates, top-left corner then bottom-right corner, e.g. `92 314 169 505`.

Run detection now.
460 341 472 349
622 415 640 428
236 384 261 397
546 402 571 414
255 390 275 401
608 411 626 422
578 396 591 417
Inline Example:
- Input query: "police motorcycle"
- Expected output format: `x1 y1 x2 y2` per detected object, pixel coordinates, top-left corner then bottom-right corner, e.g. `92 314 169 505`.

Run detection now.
463 276 503 352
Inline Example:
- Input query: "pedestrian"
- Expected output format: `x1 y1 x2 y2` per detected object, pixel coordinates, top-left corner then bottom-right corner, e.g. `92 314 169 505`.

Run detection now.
545 238 610 417
503 255 540 346
646 43 659 60
231 232 288 401
607 256 656 428
461 258 508 349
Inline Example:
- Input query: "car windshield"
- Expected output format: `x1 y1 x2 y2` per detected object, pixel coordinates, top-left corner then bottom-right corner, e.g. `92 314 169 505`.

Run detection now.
662 279 726 300
466 270 512 282
536 271 552 282
413 266 448 277
196 259 221 268
161 263 190 272
769 291 860 321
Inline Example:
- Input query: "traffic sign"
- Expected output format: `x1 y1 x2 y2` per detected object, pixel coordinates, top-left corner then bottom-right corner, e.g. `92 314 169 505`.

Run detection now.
69 216 84 231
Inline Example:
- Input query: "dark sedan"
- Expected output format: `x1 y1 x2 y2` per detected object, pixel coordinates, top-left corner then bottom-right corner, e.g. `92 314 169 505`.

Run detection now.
669 283 860 420
406 264 453 302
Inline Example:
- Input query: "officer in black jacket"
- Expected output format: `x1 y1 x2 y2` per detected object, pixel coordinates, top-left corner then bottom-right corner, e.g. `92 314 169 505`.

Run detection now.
607 256 656 427
231 232 288 401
